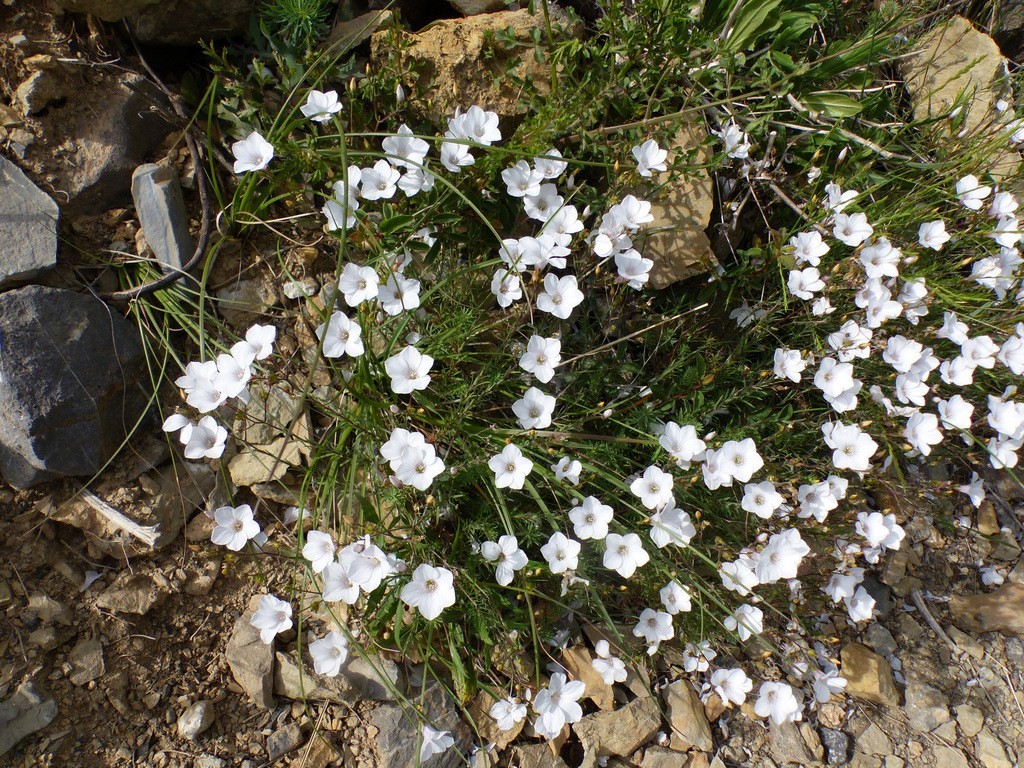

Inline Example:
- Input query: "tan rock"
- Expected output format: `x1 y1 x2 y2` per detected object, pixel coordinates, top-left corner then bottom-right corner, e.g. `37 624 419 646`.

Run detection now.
323 10 391 53
664 680 713 752
513 743 571 768
273 650 397 702
371 7 581 122
95 573 172 615
949 582 1024 638
932 746 970 768
467 691 523 750
640 746 691 768
562 645 615 710
228 437 303 487
855 722 893 756
641 122 716 289
975 728 1012 768
840 643 901 706
573 695 661 767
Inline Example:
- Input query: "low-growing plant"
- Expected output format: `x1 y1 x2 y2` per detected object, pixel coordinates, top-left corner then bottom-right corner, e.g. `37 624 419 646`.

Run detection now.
115 0 1024 760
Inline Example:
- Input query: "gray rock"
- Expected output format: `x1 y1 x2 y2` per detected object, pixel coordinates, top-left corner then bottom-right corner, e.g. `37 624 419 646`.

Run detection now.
854 723 892 756
14 70 69 116
131 164 192 275
864 624 897 658
267 722 304 760
904 680 949 733
820 728 850 766
996 0 1024 60
0 678 59 756
68 638 105 686
368 684 471 768
449 0 505 15
28 626 60 651
177 700 215 740
52 0 257 44
27 592 72 626
664 679 713 752
0 285 149 489
953 704 984 738
769 721 821 767
273 649 397 703
194 757 226 768
0 155 59 287
513 743 570 768
573 694 661 767
95 573 172 615
225 596 275 709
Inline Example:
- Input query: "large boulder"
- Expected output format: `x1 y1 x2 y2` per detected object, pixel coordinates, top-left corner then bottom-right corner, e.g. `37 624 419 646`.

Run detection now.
53 0 256 45
0 155 59 288
0 285 150 489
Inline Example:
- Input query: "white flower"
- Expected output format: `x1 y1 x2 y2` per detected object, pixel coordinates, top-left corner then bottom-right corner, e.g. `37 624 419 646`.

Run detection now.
302 531 336 574
903 412 943 456
378 273 421 315
211 504 260 551
524 184 564 222
534 148 567 179
489 697 527 731
439 139 474 172
938 395 974 431
536 274 584 319
339 536 395 593
541 532 581 574
316 312 364 358
711 668 752 706
632 139 668 176
397 166 435 196
614 249 654 290
591 639 628 684
716 122 750 159
183 415 228 460
489 444 534 489
999 332 1024 375
629 466 674 510
339 264 380 308
859 238 902 279
962 335 1000 369
956 175 991 210
491 268 522 308
250 594 293 644
603 532 650 578
811 668 847 703
385 346 434 394
957 472 985 508
359 159 400 201
382 124 429 168
569 497 614 540
658 422 706 469
814 357 855 399
812 297 835 316
552 456 582 485
300 89 343 122
824 181 858 212
797 481 838 523
742 481 784 519
787 267 825 300
395 445 446 491
773 348 806 383
918 220 951 250
232 323 277 363
824 568 863 604
754 682 802 724
845 586 876 622
632 608 674 653
989 191 1018 219
512 387 556 430
822 421 877 472
855 511 905 550
718 438 764 484
480 535 528 586
232 131 274 173
501 159 543 198
755 529 809 583
660 580 692 614
724 604 763 641
309 631 349 676
788 231 830 266
532 673 585 740
419 724 455 763
321 561 360 604
833 212 873 246
980 565 1005 586
448 105 501 145
682 640 717 673
648 499 695 548
401 564 456 620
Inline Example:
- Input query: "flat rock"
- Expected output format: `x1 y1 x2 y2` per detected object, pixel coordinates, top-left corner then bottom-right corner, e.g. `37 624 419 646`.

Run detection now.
177 700 215 740
904 680 949 733
855 722 892 756
562 645 615 710
371 7 581 122
449 0 505 14
932 746 969 768
770 721 822 766
820 728 850 766
216 278 278 328
953 704 983 738
27 592 72 626
225 595 275 709
664 679 713 752
975 728 1012 768
840 643 900 706
0 678 59 756
512 743 570 768
53 0 256 44
228 438 303 487
323 10 391 52
950 583 1024 638
0 285 149 489
573 694 661 767
368 683 471 768
640 747 690 768
95 573 172 615
132 163 193 275
267 722 304 760
641 121 716 289
864 624 897 659
69 638 105 686
273 649 397 703
467 691 524 750
0 155 59 287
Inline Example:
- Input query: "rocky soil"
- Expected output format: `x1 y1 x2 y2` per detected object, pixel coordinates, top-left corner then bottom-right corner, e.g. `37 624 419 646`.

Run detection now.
1 1 1024 768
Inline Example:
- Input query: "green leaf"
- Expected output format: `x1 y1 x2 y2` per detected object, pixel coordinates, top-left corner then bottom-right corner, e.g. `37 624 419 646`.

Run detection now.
723 0 783 53
801 92 863 117
379 213 417 235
